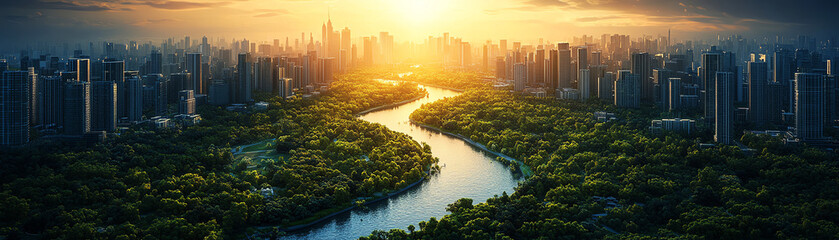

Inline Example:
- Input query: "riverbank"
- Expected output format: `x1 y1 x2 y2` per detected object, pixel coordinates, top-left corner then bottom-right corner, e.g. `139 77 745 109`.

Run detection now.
355 95 426 117
409 120 534 177
243 93 434 235
409 81 465 93
269 172 430 233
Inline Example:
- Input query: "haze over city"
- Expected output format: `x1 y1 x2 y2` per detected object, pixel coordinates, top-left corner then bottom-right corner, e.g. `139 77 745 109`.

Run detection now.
2 0 839 47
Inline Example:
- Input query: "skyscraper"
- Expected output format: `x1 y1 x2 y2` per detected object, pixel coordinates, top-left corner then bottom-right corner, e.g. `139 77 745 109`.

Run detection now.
701 49 736 122
41 75 64 129
0 59 7 75
278 78 294 99
495 57 506 80
773 47 794 112
483 45 489 71
578 69 591 100
103 60 125 120
514 63 526 92
186 53 202 93
236 53 252 103
748 61 769 126
318 58 336 84
631 52 653 102
143 74 167 116
168 73 190 104
178 90 196 115
103 60 124 83
526 56 535 87
794 73 825 142
363 37 373 66
0 70 32 145
576 47 588 87
598 72 615 101
255 57 274 92
505 54 514 81
615 70 640 108
341 27 352 55
149 50 163 75
70 58 90 82
653 69 673 110
64 81 91 136
826 75 838 125
126 76 143 122
668 78 682 112
715 72 735 145
557 44 572 89
548 49 558 90
90 81 117 132
535 49 545 86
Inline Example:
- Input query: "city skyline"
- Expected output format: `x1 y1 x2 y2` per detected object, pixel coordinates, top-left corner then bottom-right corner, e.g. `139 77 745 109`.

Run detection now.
2 0 838 47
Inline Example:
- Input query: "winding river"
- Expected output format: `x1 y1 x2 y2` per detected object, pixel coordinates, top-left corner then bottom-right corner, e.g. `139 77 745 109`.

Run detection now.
282 85 523 239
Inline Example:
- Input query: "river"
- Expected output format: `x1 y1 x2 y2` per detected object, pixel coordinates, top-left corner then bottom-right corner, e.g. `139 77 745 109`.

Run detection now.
282 85 523 239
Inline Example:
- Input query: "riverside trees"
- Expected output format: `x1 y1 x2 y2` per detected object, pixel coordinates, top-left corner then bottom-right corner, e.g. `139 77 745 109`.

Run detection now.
0 72 435 239
366 89 839 239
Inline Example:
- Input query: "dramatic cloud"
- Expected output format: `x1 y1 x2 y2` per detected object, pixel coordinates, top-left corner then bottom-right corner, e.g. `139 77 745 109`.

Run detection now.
254 13 279 17
522 0 839 32
132 18 179 26
0 0 836 50
141 1 232 10
0 0 123 11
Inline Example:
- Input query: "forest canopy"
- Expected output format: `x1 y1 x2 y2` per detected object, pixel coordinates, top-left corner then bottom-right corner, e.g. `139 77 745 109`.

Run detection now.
0 69 436 239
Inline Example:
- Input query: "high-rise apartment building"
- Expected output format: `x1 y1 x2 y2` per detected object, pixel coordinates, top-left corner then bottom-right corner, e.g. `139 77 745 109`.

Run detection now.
632 52 653 102
598 72 615 101
795 73 825 142
615 70 640 108
178 90 195 115
514 63 526 92
668 78 682 112
186 53 202 94
126 76 143 122
236 53 252 103
90 81 117 132
0 70 33 145
701 49 736 122
715 72 735 145
557 44 572 89
64 81 91 136
578 69 591 100
748 61 769 126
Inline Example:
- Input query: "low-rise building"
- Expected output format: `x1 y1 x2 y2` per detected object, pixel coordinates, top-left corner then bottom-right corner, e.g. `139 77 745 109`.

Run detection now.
593 112 617 122
651 118 696 135
558 88 580 100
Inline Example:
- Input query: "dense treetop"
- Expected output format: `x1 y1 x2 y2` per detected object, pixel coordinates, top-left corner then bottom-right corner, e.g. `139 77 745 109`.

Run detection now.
363 87 839 239
0 70 435 239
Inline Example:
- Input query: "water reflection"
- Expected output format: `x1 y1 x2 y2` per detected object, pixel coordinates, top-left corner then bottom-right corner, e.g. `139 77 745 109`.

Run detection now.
282 85 522 240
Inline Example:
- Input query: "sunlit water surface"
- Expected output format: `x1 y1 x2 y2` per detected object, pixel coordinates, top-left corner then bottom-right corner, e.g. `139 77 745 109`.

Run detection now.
282 85 522 240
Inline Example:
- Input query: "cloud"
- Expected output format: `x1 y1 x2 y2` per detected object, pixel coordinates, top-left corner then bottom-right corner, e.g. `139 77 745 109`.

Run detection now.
521 0 839 32
0 0 123 11
576 15 622 23
0 0 240 11
254 12 278 17
132 18 179 25
4 12 45 24
525 0 569 7
141 1 231 10
252 8 289 17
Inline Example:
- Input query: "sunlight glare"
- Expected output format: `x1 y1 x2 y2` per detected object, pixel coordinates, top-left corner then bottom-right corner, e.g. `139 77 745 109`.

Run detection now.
393 0 445 24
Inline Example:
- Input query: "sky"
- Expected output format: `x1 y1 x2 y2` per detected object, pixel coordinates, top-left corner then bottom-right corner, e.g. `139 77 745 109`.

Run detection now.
1 0 837 46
